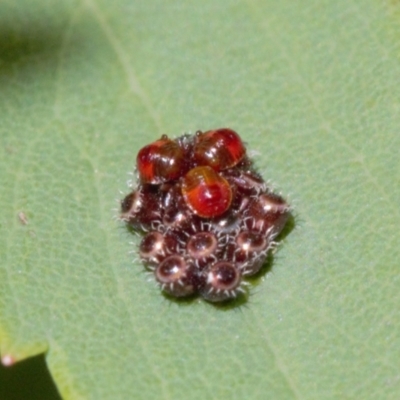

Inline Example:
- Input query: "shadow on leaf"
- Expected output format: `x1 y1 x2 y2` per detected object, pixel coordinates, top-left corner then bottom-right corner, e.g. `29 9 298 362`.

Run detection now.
0 354 61 400
0 14 85 83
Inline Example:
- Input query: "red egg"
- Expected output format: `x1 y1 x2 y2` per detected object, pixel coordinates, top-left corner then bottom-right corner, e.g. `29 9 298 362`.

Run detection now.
193 128 246 171
136 135 185 184
181 166 233 218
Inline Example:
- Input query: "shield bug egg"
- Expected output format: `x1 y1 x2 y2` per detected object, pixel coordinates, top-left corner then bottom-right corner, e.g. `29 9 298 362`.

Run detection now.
120 186 162 230
155 255 196 297
234 231 270 275
200 261 243 302
193 128 246 171
181 166 233 218
186 231 221 269
139 231 178 266
244 192 290 238
187 232 218 260
136 135 186 184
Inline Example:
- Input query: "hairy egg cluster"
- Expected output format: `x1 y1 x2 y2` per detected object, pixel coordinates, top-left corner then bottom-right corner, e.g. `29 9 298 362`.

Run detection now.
120 128 290 302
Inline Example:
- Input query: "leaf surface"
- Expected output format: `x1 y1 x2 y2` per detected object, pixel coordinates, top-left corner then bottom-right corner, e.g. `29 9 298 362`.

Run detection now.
1 0 400 398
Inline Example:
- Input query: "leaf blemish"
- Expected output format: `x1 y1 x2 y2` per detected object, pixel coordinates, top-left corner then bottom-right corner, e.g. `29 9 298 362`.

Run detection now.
18 212 28 225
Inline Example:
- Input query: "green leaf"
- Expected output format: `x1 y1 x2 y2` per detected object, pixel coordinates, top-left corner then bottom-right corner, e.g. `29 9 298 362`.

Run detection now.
1 0 400 398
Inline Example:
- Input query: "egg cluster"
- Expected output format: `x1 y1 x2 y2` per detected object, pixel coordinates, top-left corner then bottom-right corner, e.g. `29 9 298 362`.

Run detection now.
120 128 290 302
